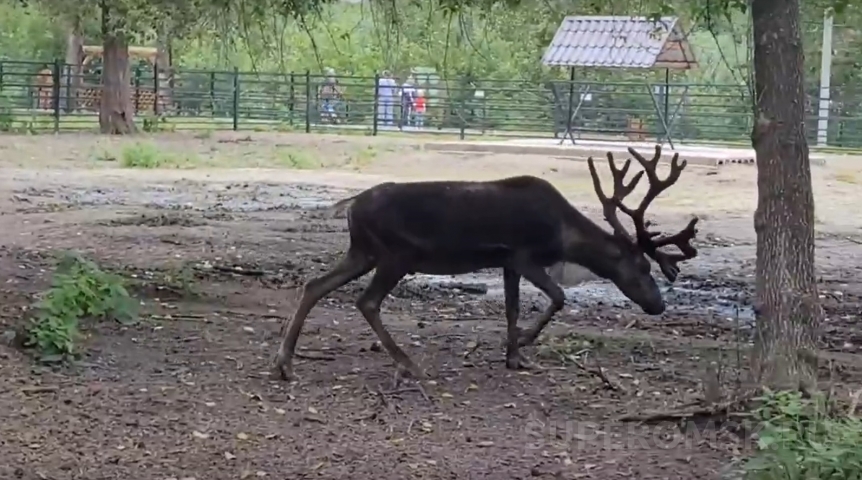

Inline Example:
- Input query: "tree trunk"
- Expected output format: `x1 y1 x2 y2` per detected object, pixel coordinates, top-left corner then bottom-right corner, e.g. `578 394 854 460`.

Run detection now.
156 23 174 114
62 19 84 113
750 0 822 391
99 2 135 134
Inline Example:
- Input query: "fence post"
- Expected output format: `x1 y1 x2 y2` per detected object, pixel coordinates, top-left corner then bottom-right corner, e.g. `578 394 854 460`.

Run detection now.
372 73 379 136
289 72 295 125
52 58 61 133
0 61 4 92
209 71 216 116
63 65 72 113
133 65 141 114
153 62 160 116
232 67 239 131
304 70 311 133
458 77 467 140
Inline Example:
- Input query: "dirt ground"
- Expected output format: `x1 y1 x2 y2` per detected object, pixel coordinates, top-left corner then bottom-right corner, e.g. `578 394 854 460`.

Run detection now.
1 131 862 480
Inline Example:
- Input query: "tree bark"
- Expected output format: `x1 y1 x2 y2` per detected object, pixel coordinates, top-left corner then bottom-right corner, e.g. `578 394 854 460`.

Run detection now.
99 1 135 134
62 19 84 113
156 23 174 114
750 0 822 391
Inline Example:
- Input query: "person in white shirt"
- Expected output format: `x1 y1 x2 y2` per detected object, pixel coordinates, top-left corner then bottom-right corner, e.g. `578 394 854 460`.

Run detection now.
400 76 416 129
376 71 397 126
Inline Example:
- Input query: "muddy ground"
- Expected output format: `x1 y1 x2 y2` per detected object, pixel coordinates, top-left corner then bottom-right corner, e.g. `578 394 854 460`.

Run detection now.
1 132 862 480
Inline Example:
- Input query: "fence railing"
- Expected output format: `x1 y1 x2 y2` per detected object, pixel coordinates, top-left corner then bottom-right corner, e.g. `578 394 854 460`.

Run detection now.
2 59 862 148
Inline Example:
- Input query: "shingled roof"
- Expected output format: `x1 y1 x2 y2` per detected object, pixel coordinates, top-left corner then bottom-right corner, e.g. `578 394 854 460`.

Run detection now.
541 16 697 70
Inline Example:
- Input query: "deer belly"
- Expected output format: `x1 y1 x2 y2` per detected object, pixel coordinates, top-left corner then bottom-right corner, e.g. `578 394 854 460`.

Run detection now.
410 249 512 275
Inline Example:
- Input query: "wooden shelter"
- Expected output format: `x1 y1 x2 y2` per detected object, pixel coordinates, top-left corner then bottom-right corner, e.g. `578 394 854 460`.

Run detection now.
34 45 172 113
541 16 697 148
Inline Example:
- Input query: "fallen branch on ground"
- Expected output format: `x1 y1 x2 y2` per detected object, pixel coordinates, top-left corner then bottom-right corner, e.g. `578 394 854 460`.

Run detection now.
210 265 267 277
572 356 625 392
381 385 432 404
20 385 59 395
618 392 757 425
295 352 336 361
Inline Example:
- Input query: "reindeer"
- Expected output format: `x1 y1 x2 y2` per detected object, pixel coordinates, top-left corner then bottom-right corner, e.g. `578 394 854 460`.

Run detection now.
271 145 699 381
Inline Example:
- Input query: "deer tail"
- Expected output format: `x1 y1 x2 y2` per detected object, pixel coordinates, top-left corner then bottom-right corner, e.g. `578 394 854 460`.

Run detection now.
329 193 359 218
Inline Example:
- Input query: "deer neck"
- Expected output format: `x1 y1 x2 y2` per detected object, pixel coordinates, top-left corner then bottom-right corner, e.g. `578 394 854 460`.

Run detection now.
560 215 623 278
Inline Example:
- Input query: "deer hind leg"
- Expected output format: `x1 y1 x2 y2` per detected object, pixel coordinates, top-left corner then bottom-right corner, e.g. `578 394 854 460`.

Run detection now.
516 263 566 348
272 249 373 381
355 263 427 379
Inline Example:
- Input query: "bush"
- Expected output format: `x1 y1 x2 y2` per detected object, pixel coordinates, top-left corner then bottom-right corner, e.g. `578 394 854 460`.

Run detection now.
26 253 137 360
121 142 167 168
744 388 862 479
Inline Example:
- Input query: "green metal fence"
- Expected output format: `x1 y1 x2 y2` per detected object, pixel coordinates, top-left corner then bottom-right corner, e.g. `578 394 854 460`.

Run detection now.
1 59 861 148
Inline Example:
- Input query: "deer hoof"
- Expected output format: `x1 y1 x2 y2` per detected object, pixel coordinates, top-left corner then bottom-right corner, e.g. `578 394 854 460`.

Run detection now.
270 363 295 382
396 363 429 381
506 353 537 370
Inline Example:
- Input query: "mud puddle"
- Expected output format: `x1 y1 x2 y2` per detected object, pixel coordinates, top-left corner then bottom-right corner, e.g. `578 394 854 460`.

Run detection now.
403 272 755 326
21 183 344 212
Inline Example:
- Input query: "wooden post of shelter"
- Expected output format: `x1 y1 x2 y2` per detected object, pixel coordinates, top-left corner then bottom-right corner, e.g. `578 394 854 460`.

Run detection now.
541 16 698 149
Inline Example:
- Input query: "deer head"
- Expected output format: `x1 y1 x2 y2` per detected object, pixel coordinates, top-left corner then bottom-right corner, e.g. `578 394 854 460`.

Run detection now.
585 145 699 315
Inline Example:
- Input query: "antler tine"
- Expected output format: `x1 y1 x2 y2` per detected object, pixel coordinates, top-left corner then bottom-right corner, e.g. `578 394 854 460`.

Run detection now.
649 217 700 282
617 145 688 223
586 152 644 240
608 144 699 282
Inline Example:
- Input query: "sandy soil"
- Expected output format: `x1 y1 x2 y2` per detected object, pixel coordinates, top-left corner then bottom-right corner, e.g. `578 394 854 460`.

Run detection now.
1 131 861 480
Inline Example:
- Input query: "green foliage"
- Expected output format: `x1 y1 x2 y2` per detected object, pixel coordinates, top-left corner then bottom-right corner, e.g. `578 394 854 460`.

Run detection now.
0 0 66 60
0 94 13 132
274 147 320 169
141 113 173 132
26 252 137 360
120 142 167 167
1 0 860 143
744 389 862 480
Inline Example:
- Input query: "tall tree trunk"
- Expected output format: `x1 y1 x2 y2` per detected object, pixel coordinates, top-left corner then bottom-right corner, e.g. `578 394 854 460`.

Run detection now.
750 0 821 391
156 23 174 114
62 18 84 113
99 1 135 134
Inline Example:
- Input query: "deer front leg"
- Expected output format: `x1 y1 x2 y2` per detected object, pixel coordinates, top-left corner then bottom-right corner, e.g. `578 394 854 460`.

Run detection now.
503 267 534 369
516 263 566 348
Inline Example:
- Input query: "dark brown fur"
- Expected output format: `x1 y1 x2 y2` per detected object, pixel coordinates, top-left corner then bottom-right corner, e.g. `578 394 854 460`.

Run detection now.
272 145 699 381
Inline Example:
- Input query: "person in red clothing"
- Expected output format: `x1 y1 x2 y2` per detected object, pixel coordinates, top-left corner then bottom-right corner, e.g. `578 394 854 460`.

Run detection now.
414 89 426 128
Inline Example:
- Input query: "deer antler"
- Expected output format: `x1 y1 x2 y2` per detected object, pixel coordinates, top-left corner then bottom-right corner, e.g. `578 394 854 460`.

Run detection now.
588 145 699 282
586 151 644 240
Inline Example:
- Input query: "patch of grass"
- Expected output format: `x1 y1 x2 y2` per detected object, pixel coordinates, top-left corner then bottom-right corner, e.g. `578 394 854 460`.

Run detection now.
743 389 862 479
536 332 610 364
91 149 117 162
121 142 169 168
833 171 859 184
276 122 299 132
274 147 320 169
346 145 378 170
25 253 137 361
120 142 200 168
141 114 176 133
194 129 214 139
158 263 200 297
0 97 13 132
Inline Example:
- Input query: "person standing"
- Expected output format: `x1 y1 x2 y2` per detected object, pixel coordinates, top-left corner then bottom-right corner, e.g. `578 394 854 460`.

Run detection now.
400 75 416 129
318 67 342 124
414 89 426 128
376 70 397 127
